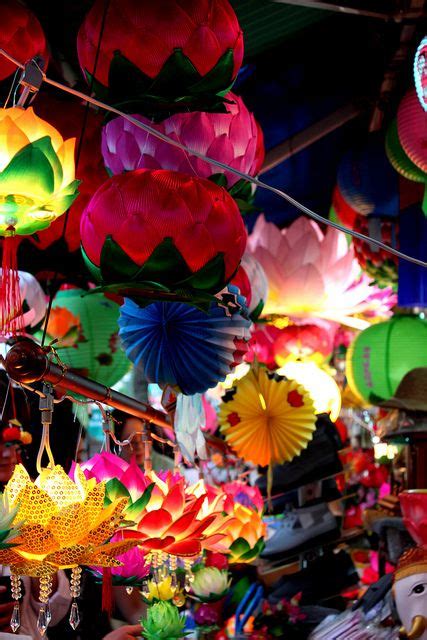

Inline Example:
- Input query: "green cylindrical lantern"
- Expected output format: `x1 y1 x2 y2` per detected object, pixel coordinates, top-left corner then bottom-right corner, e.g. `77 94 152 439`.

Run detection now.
43 287 131 387
346 315 427 404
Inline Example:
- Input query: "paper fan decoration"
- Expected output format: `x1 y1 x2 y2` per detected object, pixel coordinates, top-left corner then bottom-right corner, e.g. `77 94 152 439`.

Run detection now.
118 287 252 395
219 366 316 467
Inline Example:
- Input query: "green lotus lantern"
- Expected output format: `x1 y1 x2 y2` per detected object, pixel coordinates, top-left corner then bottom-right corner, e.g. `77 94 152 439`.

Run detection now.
42 287 131 387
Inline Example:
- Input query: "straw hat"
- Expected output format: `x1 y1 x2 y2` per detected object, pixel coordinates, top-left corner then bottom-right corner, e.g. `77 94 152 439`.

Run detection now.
380 368 427 413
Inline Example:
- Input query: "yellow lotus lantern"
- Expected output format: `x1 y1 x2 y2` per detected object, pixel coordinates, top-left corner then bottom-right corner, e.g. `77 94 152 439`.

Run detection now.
0 463 136 635
277 361 342 422
0 106 78 234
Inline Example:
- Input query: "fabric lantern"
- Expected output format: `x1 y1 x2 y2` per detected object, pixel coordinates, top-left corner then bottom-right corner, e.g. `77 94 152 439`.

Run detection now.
273 324 333 367
42 287 130 387
397 90 427 212
386 119 426 185
80 169 246 298
276 361 342 422
219 366 317 467
118 287 251 396
346 315 427 405
77 0 243 117
332 185 358 228
0 107 78 335
101 93 264 207
398 204 427 308
337 135 420 218
0 270 46 334
0 0 49 81
414 36 427 112
248 214 396 329
352 215 399 290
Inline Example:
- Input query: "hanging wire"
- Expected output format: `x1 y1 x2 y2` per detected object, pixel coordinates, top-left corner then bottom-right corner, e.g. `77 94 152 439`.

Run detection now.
0 50 425 268
40 0 112 347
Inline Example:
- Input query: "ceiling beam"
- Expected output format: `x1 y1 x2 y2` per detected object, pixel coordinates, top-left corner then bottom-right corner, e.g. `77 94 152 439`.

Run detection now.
260 102 363 174
271 0 423 21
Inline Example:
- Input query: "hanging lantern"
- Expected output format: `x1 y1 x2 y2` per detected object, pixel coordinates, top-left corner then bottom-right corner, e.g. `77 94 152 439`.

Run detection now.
414 36 427 112
219 366 317 467
0 107 79 335
351 215 399 290
346 315 427 405
101 92 264 207
0 0 49 81
81 169 246 298
248 214 396 329
273 324 333 367
276 361 342 422
337 134 420 218
332 185 358 228
118 287 251 396
233 253 268 320
245 324 283 370
0 463 137 635
397 90 427 213
77 0 243 116
0 269 46 335
386 119 426 185
42 286 130 387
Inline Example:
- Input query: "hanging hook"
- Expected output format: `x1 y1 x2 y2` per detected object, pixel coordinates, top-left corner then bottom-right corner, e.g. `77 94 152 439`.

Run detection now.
36 383 55 473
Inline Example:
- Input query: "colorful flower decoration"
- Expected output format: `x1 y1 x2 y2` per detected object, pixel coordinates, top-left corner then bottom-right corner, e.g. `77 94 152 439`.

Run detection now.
0 107 78 236
400 491 427 547
0 464 135 576
0 493 22 550
222 481 264 513
91 531 150 587
118 288 251 396
42 287 130 387
144 575 184 605
414 36 427 112
101 92 264 207
352 215 399 290
80 169 247 298
219 366 317 467
248 214 396 329
273 323 333 367
0 269 46 334
0 0 49 81
77 0 243 116
142 601 186 640
221 503 266 564
192 567 230 601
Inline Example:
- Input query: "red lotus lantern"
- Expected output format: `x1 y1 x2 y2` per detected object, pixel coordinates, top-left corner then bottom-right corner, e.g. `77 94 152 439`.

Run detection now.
273 324 334 367
80 169 247 296
0 0 49 81
77 0 243 116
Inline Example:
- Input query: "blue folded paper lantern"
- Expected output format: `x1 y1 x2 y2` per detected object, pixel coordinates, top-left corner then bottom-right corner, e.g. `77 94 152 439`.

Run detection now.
118 288 252 395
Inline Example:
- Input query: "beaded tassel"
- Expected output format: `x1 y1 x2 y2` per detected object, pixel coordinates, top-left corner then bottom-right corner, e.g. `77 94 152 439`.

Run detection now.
10 574 21 633
184 558 194 592
37 574 53 636
69 566 82 630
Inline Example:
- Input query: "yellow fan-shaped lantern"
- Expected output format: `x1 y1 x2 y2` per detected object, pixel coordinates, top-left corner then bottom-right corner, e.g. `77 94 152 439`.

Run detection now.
277 361 342 422
219 366 317 467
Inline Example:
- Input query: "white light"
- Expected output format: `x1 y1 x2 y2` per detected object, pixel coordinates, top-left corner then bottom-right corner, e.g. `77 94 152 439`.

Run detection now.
372 435 380 444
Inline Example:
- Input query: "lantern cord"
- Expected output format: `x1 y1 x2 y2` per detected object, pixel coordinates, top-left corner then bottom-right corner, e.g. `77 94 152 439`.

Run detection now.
0 50 425 268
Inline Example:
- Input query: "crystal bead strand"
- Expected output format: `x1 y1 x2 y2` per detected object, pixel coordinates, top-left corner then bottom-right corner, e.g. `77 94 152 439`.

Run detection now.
169 554 178 588
10 574 21 632
69 566 82 630
161 551 168 578
37 574 53 636
184 558 194 592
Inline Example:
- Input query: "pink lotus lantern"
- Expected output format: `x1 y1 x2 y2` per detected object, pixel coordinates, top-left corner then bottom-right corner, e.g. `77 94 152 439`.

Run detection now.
101 93 264 196
397 90 427 176
400 491 427 547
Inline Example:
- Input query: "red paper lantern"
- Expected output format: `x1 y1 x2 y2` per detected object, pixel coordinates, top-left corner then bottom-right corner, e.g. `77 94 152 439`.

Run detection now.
77 0 243 115
0 0 49 81
332 185 358 228
80 169 247 295
273 324 333 367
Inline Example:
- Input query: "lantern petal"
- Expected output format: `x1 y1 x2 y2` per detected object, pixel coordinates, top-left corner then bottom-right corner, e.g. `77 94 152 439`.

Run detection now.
0 138 55 201
56 137 76 187
138 509 173 536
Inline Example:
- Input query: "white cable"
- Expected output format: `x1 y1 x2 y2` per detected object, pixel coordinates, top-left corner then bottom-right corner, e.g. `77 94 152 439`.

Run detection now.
1 48 426 269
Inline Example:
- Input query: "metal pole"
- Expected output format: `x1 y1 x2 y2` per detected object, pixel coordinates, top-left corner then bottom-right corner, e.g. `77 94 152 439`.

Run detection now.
4 339 171 430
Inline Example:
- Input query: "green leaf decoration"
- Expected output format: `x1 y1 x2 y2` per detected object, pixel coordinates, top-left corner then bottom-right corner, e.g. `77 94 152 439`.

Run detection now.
229 537 251 556
81 247 103 283
126 483 155 521
189 49 235 96
105 478 131 502
99 235 143 282
176 252 226 293
0 137 55 200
